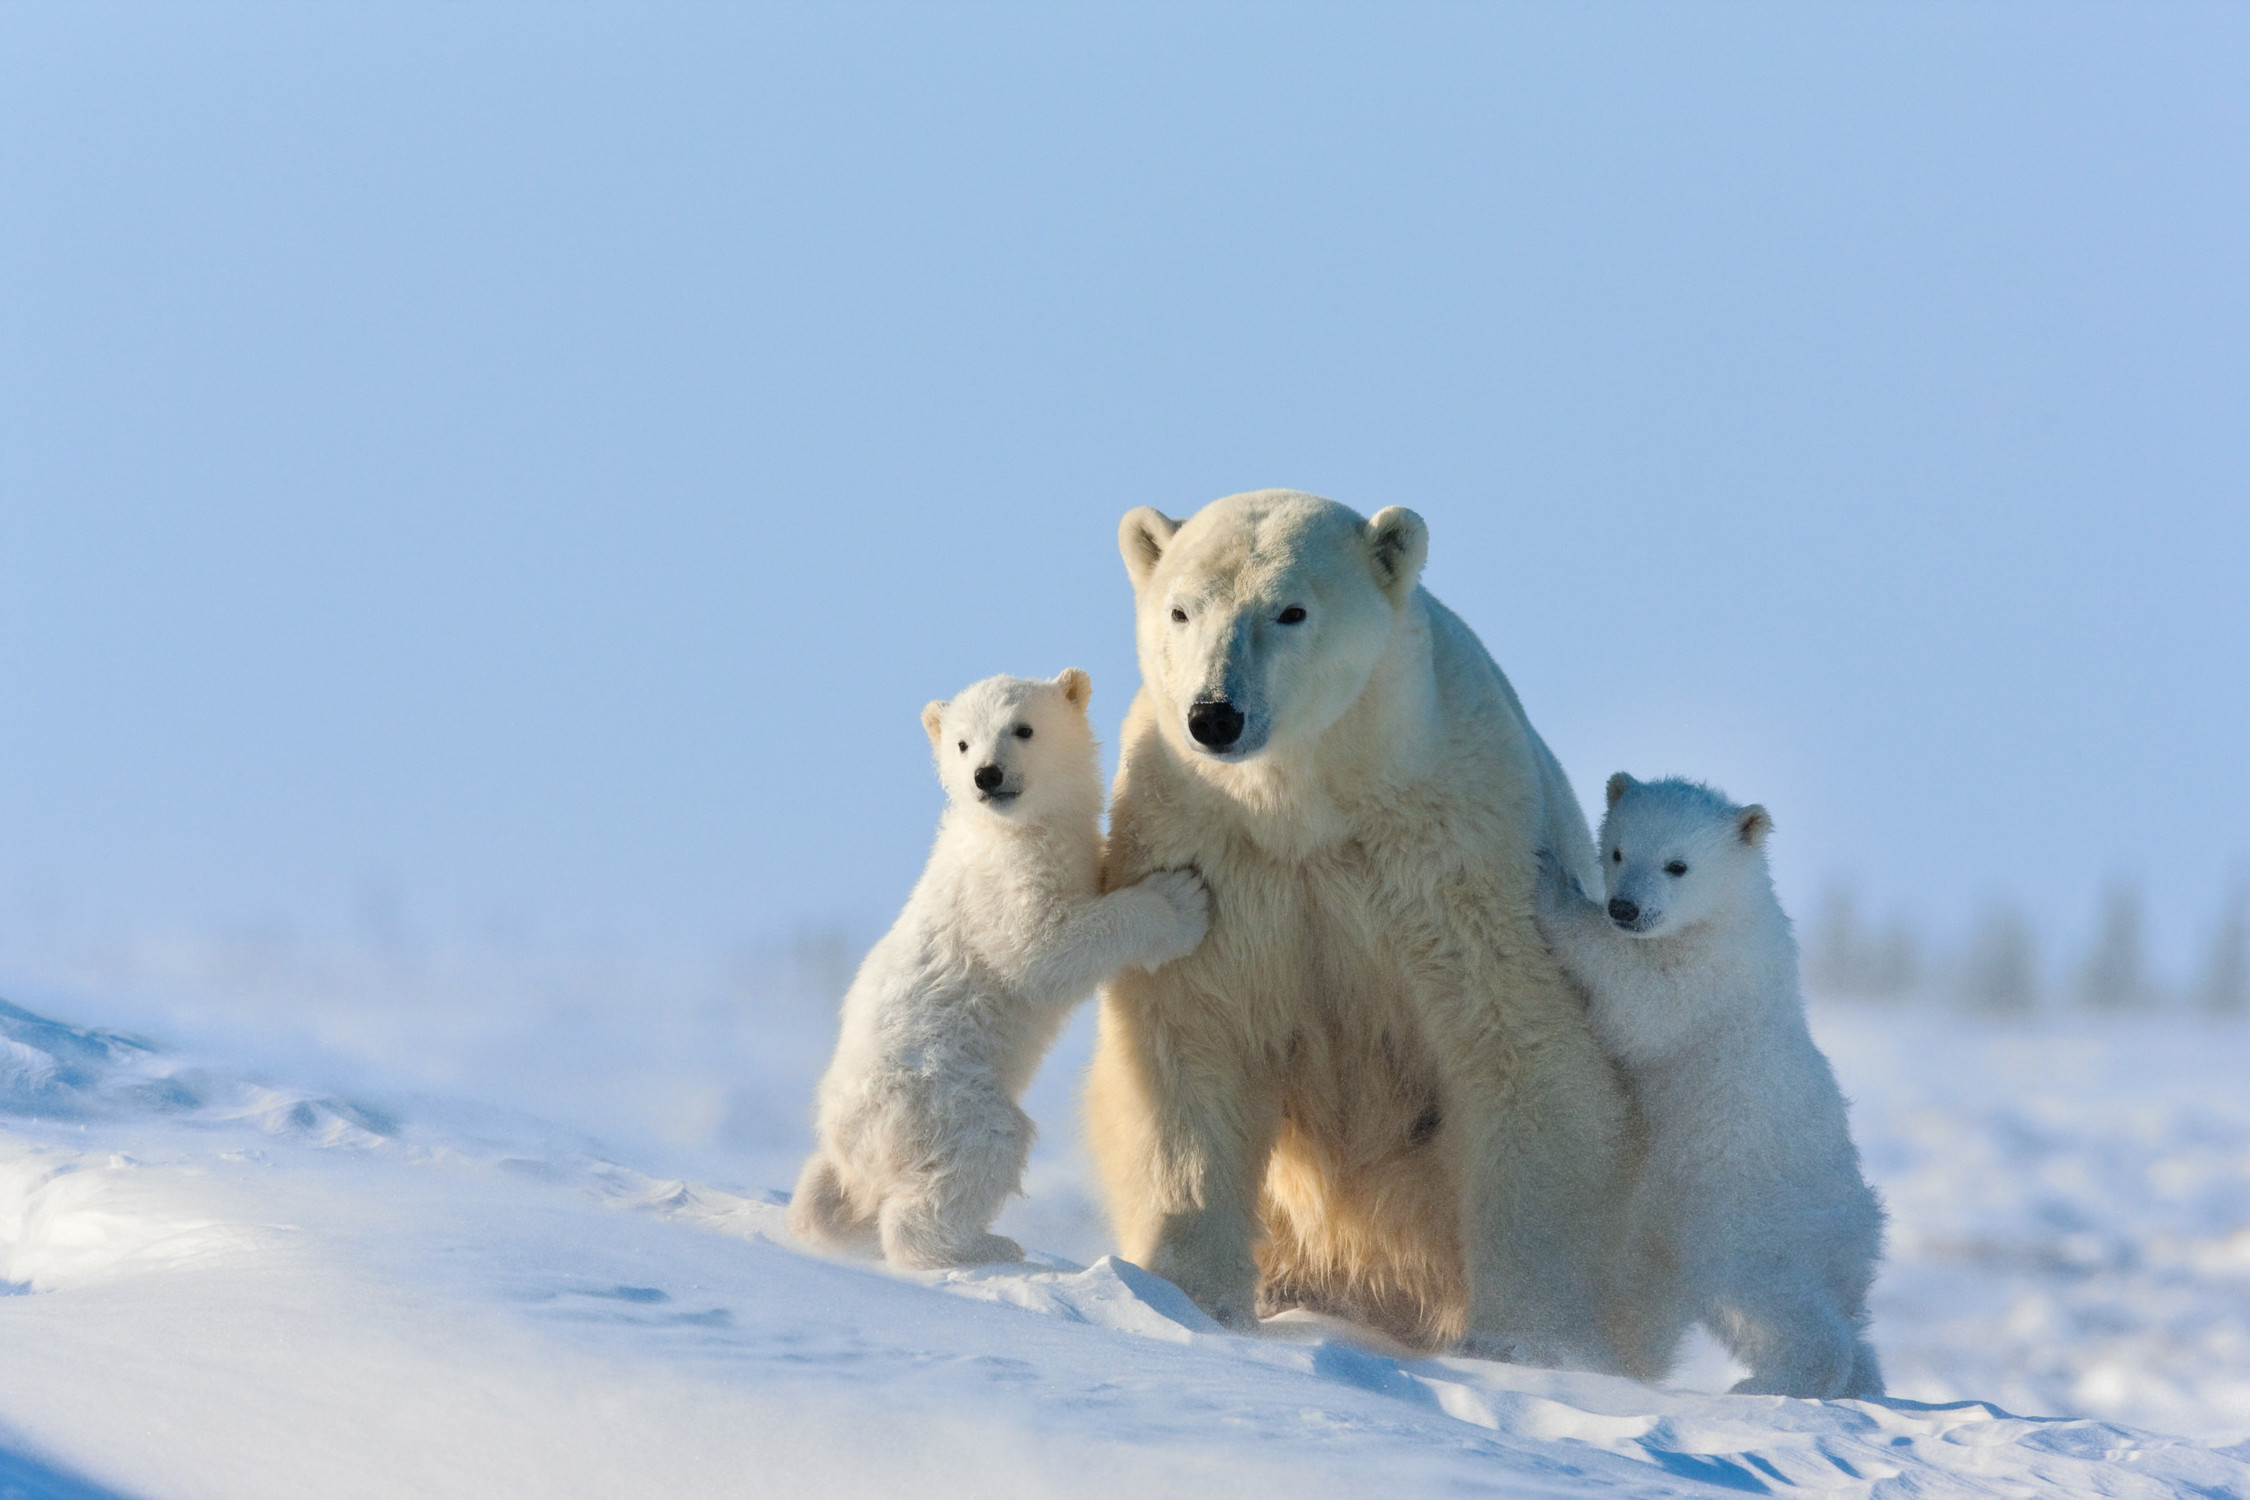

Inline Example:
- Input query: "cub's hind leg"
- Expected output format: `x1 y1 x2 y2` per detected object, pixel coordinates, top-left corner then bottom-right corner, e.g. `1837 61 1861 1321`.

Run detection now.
1712 1270 1863 1399
876 1084 1033 1269
1844 1336 1886 1399
788 1151 880 1255
1603 1217 1694 1386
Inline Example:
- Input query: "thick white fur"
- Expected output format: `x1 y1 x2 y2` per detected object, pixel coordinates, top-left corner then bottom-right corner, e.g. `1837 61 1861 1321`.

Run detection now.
791 670 1209 1269
1535 775 1886 1398
1087 489 1636 1366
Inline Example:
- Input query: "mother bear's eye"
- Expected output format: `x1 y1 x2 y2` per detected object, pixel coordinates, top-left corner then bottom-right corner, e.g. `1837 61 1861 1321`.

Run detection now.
1277 606 1307 625
957 740 968 753
1013 725 1033 739
1170 607 1188 623
1665 861 1688 876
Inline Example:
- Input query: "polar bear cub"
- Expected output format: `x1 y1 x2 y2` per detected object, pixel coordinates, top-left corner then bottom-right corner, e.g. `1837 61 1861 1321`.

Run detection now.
791 669 1210 1269
1535 774 1885 1399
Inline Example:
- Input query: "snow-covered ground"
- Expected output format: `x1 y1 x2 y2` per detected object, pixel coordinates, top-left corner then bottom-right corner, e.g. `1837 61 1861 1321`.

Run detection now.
3 951 2248 1498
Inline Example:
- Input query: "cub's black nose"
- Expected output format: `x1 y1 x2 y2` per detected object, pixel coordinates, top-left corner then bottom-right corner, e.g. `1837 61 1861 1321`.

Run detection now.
1186 699 1245 749
1608 897 1640 926
974 764 1004 792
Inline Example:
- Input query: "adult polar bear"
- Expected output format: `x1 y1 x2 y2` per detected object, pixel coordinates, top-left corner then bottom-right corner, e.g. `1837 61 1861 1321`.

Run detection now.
1086 489 1640 1368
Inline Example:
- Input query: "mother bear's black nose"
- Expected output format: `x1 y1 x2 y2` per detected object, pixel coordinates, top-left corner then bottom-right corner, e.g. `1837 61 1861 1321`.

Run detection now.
1187 699 1245 749
1607 897 1640 926
974 764 1004 792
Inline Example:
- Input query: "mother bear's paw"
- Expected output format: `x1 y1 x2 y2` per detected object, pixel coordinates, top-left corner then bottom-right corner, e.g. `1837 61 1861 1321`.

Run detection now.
1146 1244 1259 1330
1454 1329 1567 1368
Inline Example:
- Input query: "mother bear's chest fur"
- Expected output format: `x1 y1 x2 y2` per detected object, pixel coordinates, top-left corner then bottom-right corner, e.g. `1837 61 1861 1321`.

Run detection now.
1109 716 1530 1177
1207 835 1448 1161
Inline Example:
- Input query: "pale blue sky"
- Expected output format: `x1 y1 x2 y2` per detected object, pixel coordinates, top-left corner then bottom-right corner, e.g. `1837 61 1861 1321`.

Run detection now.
3 4 2245 975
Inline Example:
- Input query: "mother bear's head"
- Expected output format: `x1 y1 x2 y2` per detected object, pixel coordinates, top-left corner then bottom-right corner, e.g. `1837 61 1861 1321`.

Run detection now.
1119 489 1428 765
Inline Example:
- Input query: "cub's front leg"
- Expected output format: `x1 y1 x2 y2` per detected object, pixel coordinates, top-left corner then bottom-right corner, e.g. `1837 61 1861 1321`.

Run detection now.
1018 869 1210 1005
1085 958 1279 1330
1533 847 1653 1018
1100 867 1212 973
1531 849 1609 967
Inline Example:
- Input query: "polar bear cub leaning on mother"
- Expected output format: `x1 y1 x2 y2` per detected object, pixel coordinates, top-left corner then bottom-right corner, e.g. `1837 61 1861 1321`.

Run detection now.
1534 774 1885 1399
791 669 1210 1270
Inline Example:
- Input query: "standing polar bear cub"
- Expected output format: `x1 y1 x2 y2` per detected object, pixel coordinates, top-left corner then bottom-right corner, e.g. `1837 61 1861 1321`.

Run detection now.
1535 774 1885 1398
791 670 1209 1269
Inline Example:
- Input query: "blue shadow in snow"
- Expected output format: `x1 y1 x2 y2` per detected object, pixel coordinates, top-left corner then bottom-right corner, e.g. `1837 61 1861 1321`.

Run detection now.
1642 1447 1772 1493
0 1443 145 1500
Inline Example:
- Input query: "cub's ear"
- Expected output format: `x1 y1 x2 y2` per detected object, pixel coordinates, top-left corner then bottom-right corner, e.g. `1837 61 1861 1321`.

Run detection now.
921 700 947 746
1054 667 1092 710
1738 805 1773 847
1119 508 1181 591
1605 771 1637 810
1366 506 1428 604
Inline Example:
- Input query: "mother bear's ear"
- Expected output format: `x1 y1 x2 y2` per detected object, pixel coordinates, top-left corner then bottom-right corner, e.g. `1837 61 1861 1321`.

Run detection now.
1366 506 1428 604
1119 508 1181 591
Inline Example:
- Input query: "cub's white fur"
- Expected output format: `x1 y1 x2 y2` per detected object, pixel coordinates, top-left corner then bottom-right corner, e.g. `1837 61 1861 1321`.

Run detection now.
1535 774 1885 1398
791 669 1209 1269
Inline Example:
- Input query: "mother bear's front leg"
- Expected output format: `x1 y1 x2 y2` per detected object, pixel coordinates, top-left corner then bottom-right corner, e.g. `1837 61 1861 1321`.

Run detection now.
1439 1013 1636 1371
1085 961 1283 1330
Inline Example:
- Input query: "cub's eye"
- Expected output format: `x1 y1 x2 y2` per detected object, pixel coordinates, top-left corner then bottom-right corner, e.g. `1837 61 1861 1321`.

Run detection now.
1277 605 1307 625
1664 861 1688 877
957 740 968 753
1611 849 1622 863
1013 725 1033 740
1170 607 1188 623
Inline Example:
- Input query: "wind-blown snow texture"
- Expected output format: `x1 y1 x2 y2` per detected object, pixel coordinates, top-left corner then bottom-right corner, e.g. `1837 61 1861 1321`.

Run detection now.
2 986 2247 1498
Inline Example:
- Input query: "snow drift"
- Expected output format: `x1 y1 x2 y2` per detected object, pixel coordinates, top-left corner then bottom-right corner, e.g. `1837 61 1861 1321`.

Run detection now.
2 992 2247 1498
